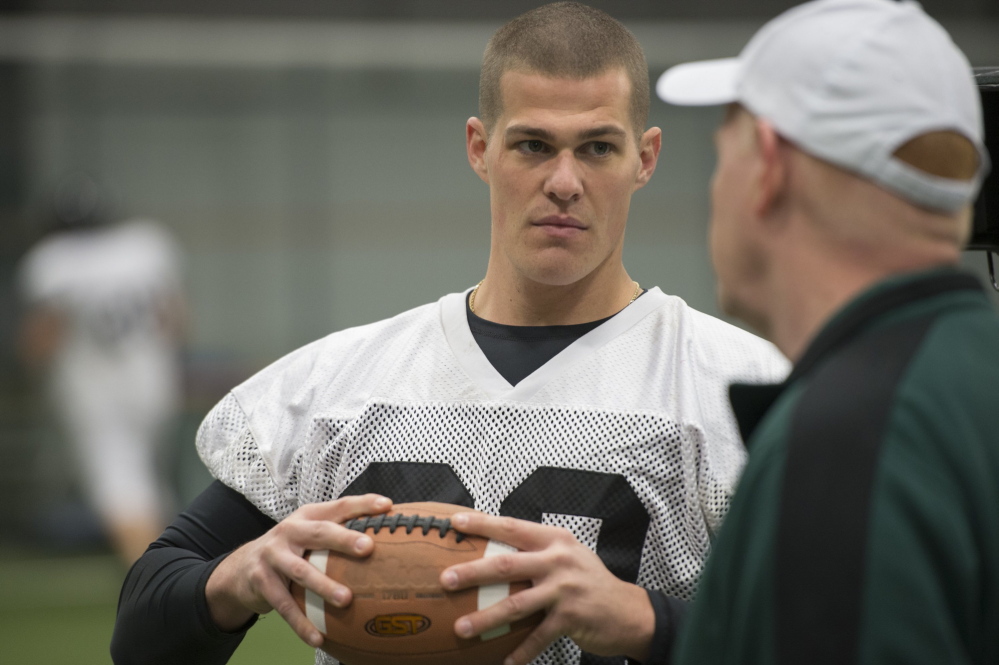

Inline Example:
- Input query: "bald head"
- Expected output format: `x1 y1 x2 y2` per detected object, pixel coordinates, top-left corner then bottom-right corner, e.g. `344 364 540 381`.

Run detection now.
725 105 973 258
708 104 972 357
788 130 974 258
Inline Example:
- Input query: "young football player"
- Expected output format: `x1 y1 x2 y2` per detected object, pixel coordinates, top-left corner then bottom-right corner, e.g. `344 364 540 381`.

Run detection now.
112 4 787 664
18 176 185 565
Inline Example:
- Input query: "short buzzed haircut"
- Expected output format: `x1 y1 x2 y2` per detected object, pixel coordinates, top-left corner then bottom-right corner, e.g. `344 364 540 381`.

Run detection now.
479 2 650 137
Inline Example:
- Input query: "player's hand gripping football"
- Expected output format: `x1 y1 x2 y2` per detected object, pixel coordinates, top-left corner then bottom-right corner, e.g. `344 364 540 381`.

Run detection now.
205 493 392 648
440 513 655 664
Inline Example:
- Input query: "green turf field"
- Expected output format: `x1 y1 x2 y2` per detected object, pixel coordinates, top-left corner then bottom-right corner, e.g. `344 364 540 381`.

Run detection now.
0 554 314 665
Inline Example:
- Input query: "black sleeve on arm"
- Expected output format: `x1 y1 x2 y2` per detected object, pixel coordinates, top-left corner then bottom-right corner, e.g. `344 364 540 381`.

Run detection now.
627 589 689 665
111 480 279 665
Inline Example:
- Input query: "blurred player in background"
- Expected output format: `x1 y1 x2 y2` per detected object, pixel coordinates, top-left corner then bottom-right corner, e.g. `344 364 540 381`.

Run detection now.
657 0 998 662
112 4 787 665
18 174 186 565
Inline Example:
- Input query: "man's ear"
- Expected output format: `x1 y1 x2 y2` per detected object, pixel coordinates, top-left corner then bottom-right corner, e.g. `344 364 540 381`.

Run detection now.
466 117 490 184
634 126 662 191
753 118 787 219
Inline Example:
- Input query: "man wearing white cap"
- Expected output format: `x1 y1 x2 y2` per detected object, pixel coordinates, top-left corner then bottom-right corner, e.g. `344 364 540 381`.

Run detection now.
657 0 998 663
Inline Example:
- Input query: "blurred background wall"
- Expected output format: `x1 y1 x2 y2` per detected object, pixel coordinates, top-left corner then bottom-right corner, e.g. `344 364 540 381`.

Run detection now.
1 2 997 663
1 0 997 559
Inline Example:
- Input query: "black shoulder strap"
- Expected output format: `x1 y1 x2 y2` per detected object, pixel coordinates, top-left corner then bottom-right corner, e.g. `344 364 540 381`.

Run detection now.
775 314 938 665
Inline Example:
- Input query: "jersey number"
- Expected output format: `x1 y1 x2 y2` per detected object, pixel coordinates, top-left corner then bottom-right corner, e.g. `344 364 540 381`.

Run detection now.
343 461 650 665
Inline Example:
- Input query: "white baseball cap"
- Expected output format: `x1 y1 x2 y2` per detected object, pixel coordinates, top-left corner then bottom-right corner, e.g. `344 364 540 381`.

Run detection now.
656 0 990 213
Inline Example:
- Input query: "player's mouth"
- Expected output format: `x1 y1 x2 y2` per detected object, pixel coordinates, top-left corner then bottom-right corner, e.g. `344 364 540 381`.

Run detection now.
531 215 587 239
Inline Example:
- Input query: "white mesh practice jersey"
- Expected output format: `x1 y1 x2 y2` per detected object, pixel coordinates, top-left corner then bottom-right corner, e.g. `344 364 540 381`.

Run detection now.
197 287 789 665
19 219 183 434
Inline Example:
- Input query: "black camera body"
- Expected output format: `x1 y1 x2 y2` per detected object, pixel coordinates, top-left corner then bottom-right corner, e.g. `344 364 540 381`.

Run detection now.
969 67 999 251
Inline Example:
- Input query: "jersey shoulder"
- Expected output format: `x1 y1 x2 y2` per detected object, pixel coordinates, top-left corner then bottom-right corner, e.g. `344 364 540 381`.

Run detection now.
676 298 790 384
197 297 447 516
231 297 442 412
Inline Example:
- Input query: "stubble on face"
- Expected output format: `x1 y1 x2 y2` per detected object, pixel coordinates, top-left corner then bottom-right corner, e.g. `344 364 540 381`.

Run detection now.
709 105 771 332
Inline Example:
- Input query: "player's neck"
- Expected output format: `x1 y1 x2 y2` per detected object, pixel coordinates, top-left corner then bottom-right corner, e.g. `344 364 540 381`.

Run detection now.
472 265 638 326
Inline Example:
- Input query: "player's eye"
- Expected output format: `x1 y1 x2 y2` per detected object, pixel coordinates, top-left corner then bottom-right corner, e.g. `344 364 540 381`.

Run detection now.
519 139 547 154
587 142 612 156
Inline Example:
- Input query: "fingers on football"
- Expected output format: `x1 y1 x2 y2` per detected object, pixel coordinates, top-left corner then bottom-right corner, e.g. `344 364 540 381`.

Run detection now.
280 517 375 557
241 549 326 646
272 547 353 608
452 511 566 551
301 493 392 524
442 550 549 590
456 583 548 640
265 577 326 648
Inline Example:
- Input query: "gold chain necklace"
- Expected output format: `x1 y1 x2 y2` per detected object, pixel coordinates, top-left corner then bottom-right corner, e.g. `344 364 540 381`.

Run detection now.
469 280 485 314
468 280 640 315
628 280 641 304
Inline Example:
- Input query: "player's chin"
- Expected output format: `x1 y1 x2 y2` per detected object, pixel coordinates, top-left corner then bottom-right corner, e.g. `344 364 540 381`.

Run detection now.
518 251 599 287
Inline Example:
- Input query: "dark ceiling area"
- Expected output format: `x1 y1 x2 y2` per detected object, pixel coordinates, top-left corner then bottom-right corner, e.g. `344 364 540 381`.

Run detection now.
0 0 995 19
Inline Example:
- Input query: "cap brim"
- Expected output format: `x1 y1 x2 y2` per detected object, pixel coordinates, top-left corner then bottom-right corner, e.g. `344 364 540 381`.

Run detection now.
656 58 741 106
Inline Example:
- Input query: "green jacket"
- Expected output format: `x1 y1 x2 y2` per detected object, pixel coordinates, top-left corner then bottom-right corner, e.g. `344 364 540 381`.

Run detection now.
675 268 999 665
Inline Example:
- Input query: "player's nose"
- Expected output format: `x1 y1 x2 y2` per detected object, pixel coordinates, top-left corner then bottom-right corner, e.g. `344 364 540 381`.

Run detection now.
544 151 583 203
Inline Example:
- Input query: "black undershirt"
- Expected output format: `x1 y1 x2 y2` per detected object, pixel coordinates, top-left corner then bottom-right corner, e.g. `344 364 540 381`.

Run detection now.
111 291 680 665
466 293 612 386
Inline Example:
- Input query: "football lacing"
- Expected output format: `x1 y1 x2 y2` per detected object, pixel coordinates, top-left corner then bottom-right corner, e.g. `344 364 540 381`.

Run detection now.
344 513 466 542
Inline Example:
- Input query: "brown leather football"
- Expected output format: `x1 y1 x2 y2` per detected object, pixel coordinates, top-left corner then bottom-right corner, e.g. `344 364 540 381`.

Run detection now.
290 501 542 665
